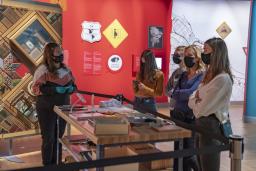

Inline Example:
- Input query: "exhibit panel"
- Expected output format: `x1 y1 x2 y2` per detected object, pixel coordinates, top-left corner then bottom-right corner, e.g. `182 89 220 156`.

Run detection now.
0 0 62 135
171 0 250 102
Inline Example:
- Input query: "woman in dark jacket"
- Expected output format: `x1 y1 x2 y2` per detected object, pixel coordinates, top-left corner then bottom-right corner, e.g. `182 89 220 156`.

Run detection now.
32 42 76 165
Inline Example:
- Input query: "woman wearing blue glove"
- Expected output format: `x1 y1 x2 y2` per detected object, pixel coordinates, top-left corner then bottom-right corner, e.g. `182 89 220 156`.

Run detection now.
32 42 76 165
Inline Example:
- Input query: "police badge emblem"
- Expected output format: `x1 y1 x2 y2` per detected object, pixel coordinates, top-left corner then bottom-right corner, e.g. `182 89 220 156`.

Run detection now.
81 21 102 43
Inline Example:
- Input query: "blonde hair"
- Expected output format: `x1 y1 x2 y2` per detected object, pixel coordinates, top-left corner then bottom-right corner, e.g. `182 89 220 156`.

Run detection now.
184 45 203 72
175 45 186 51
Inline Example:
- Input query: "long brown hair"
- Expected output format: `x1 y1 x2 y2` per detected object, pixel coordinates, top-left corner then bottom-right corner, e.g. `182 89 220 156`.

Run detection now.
202 38 233 84
43 42 65 74
138 49 158 83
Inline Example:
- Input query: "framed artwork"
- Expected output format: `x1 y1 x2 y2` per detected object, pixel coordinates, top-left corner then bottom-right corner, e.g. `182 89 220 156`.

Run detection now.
9 14 61 66
148 26 163 48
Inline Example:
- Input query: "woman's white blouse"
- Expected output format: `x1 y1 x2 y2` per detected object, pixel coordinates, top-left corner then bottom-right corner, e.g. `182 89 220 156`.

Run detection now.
188 73 233 122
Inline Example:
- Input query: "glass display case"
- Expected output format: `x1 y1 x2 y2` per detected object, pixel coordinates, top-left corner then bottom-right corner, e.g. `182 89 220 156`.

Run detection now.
10 14 61 66
0 107 24 133
11 90 37 123
40 11 62 36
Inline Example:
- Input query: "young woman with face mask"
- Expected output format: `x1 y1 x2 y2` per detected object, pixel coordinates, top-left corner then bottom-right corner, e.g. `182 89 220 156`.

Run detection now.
171 45 203 171
133 49 164 113
188 38 233 171
201 40 213 66
32 43 76 165
165 46 186 110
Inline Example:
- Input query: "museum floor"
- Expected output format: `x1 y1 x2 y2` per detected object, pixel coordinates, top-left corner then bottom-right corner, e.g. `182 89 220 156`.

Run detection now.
0 104 255 171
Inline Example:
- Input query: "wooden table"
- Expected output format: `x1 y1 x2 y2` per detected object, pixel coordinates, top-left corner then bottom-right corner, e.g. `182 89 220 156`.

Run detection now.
54 106 191 171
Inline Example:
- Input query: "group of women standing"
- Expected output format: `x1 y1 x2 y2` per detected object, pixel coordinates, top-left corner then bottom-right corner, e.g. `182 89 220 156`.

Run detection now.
32 37 232 171
133 37 233 171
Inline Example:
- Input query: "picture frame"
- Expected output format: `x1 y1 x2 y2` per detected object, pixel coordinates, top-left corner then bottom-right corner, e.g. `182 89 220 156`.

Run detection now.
9 13 61 66
148 26 163 49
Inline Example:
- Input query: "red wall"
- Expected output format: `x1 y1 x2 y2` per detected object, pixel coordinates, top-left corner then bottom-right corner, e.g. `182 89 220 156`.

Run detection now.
38 0 172 104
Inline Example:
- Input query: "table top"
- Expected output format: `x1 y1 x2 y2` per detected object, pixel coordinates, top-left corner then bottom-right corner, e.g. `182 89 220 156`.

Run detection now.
54 105 191 145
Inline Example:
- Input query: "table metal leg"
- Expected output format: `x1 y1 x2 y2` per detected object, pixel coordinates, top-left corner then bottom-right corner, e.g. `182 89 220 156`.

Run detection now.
177 139 183 171
8 138 13 156
56 115 60 165
96 145 104 171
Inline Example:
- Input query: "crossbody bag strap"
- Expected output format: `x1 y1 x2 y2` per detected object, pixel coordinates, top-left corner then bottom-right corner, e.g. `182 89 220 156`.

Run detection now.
171 71 184 96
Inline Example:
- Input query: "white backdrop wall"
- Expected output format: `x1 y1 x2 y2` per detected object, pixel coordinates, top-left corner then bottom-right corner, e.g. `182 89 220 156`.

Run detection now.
171 0 250 101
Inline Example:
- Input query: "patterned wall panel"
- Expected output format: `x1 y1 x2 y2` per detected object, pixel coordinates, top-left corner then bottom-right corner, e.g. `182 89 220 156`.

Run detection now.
0 2 61 134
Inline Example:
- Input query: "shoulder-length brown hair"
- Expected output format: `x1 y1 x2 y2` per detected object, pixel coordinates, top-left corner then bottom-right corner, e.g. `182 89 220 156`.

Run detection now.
138 49 158 83
202 37 233 84
43 42 65 74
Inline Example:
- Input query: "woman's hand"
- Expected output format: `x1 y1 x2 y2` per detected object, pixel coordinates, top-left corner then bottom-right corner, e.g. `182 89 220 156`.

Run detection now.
138 82 146 90
195 90 202 103
195 90 199 99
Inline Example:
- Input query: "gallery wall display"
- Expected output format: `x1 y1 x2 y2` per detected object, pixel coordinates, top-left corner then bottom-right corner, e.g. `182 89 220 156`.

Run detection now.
49 0 67 11
103 19 128 48
148 26 163 49
81 21 102 43
132 54 140 75
216 22 232 39
8 12 61 67
108 54 122 72
171 0 250 101
0 1 62 135
83 51 102 75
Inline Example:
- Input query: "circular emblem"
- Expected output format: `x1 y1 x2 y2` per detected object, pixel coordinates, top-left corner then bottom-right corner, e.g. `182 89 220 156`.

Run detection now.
108 55 122 71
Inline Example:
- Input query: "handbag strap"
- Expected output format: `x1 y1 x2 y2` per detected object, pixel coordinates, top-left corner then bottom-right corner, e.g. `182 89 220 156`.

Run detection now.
171 71 184 96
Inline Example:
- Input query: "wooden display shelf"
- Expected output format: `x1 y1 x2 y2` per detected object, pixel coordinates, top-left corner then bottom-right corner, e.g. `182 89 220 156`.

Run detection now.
59 136 92 162
54 106 191 145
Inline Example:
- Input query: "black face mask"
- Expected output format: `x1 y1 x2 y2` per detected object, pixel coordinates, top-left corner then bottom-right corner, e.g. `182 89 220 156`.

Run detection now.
201 53 211 65
184 56 195 68
173 54 181 64
52 54 64 63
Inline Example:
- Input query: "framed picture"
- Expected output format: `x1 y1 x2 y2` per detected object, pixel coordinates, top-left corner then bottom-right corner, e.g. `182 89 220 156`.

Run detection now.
9 13 61 66
148 26 163 48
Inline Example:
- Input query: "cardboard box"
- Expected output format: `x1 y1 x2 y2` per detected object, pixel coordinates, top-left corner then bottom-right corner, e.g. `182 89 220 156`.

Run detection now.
128 144 172 171
90 117 129 135
91 147 139 171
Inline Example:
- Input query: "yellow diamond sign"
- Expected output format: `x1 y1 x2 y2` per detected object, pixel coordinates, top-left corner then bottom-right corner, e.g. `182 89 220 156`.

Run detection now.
103 19 128 48
216 22 232 39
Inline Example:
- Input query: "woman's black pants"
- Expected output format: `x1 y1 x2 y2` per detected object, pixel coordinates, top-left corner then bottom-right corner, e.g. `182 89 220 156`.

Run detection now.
37 106 66 165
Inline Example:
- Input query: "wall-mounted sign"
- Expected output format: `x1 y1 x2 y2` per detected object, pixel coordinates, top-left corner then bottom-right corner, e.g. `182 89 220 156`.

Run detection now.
81 21 102 43
132 54 140 77
83 51 102 75
216 22 232 39
103 19 128 48
108 55 122 72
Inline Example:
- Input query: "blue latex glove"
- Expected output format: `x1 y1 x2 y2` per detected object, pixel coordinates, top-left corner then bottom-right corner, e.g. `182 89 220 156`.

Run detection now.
66 85 74 93
55 87 67 94
56 85 75 94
